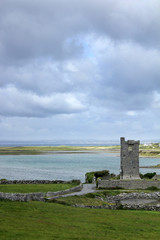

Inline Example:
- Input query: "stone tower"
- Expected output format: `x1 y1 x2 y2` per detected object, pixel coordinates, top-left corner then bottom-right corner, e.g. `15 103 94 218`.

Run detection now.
120 137 140 180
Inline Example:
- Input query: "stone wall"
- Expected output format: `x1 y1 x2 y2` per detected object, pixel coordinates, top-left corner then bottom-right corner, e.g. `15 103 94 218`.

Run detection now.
73 192 160 211
106 192 160 202
72 204 160 211
0 181 82 202
46 183 83 198
98 179 160 189
0 192 45 202
106 192 160 211
0 179 80 184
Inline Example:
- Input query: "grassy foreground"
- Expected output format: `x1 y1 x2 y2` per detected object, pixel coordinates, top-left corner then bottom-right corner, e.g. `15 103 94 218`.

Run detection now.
0 200 160 240
0 183 77 193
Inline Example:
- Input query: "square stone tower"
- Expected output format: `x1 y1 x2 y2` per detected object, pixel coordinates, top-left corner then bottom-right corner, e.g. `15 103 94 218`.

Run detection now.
120 137 140 180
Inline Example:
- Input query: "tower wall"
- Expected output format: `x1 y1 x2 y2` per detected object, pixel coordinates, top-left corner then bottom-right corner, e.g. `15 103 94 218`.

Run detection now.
120 137 140 180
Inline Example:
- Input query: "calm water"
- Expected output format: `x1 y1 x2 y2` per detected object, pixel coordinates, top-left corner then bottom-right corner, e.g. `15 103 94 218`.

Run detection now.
0 152 160 182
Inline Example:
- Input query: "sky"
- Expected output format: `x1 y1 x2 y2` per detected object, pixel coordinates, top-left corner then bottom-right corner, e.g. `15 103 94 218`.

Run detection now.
0 0 160 142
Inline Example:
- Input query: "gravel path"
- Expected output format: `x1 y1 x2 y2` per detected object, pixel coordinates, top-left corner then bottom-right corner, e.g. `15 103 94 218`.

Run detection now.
64 184 98 197
50 184 99 199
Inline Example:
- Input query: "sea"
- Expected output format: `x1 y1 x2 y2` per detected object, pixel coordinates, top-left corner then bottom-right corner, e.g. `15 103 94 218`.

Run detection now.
0 140 160 182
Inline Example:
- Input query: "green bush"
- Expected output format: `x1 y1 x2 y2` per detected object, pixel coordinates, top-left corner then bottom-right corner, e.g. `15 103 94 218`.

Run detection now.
84 193 95 198
117 204 124 210
85 170 110 183
146 186 159 191
94 170 110 178
85 172 95 183
140 172 156 179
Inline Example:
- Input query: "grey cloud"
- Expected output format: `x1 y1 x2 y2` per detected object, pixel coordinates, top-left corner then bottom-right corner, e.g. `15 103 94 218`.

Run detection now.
0 0 160 65
0 62 72 94
0 86 86 117
0 0 85 65
0 0 160 140
0 56 98 95
89 39 160 111
0 36 160 117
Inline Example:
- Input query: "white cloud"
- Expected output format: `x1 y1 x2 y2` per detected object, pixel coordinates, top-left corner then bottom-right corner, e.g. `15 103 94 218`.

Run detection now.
153 92 160 107
0 86 86 117
127 111 137 117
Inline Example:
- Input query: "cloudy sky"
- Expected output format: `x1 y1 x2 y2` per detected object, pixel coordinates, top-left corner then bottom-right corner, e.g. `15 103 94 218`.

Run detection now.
0 0 160 142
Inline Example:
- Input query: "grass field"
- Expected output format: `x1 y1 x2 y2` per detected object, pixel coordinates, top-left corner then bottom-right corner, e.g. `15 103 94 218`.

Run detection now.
0 183 77 193
0 200 160 240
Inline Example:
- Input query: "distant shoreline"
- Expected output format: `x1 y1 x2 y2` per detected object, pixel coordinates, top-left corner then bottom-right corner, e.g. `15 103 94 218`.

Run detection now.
140 164 160 169
0 145 119 155
0 145 160 158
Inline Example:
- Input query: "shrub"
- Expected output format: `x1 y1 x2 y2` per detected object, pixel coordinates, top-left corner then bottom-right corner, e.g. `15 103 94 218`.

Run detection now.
94 170 110 178
140 172 156 179
85 172 95 183
71 180 81 185
84 193 95 198
117 204 124 210
85 170 110 183
146 186 159 191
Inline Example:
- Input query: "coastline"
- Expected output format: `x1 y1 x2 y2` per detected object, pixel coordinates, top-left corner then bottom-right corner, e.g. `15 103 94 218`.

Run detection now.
0 146 120 155
0 145 160 158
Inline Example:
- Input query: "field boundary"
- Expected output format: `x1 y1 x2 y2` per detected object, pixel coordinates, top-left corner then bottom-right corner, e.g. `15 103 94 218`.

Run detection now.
0 180 82 202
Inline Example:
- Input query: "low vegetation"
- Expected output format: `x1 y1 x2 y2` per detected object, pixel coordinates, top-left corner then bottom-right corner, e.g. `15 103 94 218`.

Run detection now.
140 172 156 179
139 150 160 158
50 190 124 207
0 183 78 193
49 189 160 207
0 146 113 155
85 170 111 183
51 194 112 207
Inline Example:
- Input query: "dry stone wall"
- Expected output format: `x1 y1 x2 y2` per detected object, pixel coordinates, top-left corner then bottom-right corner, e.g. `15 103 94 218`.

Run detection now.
46 183 83 198
0 180 82 202
0 192 45 202
98 179 160 189
0 180 80 184
73 192 160 211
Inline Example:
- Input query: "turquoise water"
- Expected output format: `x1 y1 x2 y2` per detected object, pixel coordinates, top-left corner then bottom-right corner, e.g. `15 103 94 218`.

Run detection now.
0 152 160 182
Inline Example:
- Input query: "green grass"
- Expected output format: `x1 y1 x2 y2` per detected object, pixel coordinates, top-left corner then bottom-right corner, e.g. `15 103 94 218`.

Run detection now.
0 200 160 239
139 150 160 158
51 194 112 207
0 146 117 155
0 183 77 193
51 190 160 207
